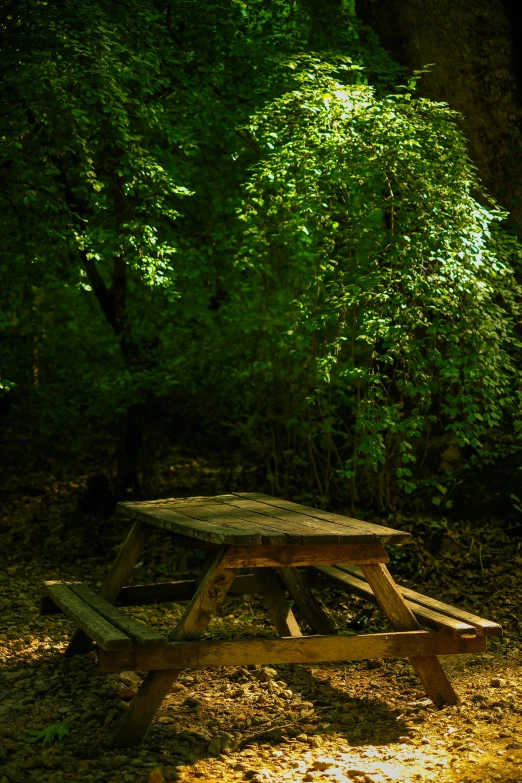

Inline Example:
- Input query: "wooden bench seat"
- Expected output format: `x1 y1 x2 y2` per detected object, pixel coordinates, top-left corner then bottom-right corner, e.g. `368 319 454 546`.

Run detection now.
42 581 167 651
311 565 502 638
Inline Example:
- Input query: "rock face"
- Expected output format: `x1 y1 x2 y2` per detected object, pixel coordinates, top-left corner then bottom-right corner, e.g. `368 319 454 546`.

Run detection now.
356 0 522 228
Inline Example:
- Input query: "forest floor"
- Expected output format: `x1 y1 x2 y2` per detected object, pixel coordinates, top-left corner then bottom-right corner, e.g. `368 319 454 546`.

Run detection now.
0 451 521 783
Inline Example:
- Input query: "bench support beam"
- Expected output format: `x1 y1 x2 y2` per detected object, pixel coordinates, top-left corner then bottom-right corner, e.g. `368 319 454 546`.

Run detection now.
277 567 336 635
109 546 235 747
65 521 152 657
360 563 459 707
98 629 486 672
257 568 302 637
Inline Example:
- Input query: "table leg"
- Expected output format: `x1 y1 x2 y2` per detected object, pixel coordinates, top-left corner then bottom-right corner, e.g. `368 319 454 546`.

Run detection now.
257 569 302 637
277 567 336 635
65 520 152 657
360 563 458 707
110 546 235 747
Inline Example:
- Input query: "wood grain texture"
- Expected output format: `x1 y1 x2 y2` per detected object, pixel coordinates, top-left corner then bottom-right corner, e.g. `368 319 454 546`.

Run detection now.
221 542 389 569
336 565 501 637
361 563 459 707
118 494 410 545
44 582 131 651
210 495 373 544
109 547 235 747
65 520 152 656
69 584 166 647
119 502 258 545
314 567 477 637
235 493 411 543
158 500 288 545
98 630 486 672
257 569 302 637
277 567 336 635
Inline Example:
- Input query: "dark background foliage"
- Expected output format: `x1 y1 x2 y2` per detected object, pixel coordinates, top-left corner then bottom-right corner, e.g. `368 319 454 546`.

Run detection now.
1 0 522 522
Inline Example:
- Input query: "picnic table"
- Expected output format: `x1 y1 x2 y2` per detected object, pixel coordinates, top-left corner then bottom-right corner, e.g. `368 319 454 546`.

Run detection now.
41 493 501 747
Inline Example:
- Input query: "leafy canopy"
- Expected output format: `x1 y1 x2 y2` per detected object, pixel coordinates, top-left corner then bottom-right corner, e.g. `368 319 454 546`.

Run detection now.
223 59 522 504
1 1 521 506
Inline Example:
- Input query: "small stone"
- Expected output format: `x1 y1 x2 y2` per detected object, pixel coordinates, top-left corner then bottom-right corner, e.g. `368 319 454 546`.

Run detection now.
221 732 239 753
311 758 334 771
253 667 278 682
116 673 134 686
119 687 137 701
302 775 315 782
107 755 128 769
22 758 39 770
208 737 223 756
490 678 507 688
182 696 201 709
296 734 308 742
39 753 57 770
244 770 272 782
148 769 165 783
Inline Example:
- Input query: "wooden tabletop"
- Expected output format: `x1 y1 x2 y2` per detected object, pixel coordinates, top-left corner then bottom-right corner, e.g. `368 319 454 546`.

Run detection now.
118 493 411 547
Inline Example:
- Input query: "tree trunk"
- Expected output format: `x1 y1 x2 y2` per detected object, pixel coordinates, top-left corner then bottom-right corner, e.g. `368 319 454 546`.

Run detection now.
356 0 522 228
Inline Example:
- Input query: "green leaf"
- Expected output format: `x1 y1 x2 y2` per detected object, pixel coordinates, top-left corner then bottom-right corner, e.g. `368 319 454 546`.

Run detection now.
25 723 69 747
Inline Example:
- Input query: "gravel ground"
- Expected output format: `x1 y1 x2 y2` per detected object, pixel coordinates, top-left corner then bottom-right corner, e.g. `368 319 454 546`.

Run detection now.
0 548 520 783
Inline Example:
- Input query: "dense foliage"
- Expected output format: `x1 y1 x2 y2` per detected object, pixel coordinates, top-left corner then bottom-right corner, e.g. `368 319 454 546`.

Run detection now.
1 0 521 509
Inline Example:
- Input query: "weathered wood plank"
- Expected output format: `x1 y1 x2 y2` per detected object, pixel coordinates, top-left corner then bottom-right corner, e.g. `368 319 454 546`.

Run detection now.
146 533 217 550
337 565 501 637
110 547 235 747
65 520 152 656
119 502 259 545
257 569 302 637
221 542 389 569
98 630 486 672
236 493 411 543
212 496 368 544
160 501 288 545
314 567 477 637
100 520 154 604
42 574 264 615
277 567 336 635
44 582 131 651
360 563 459 707
41 580 82 615
69 584 166 648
